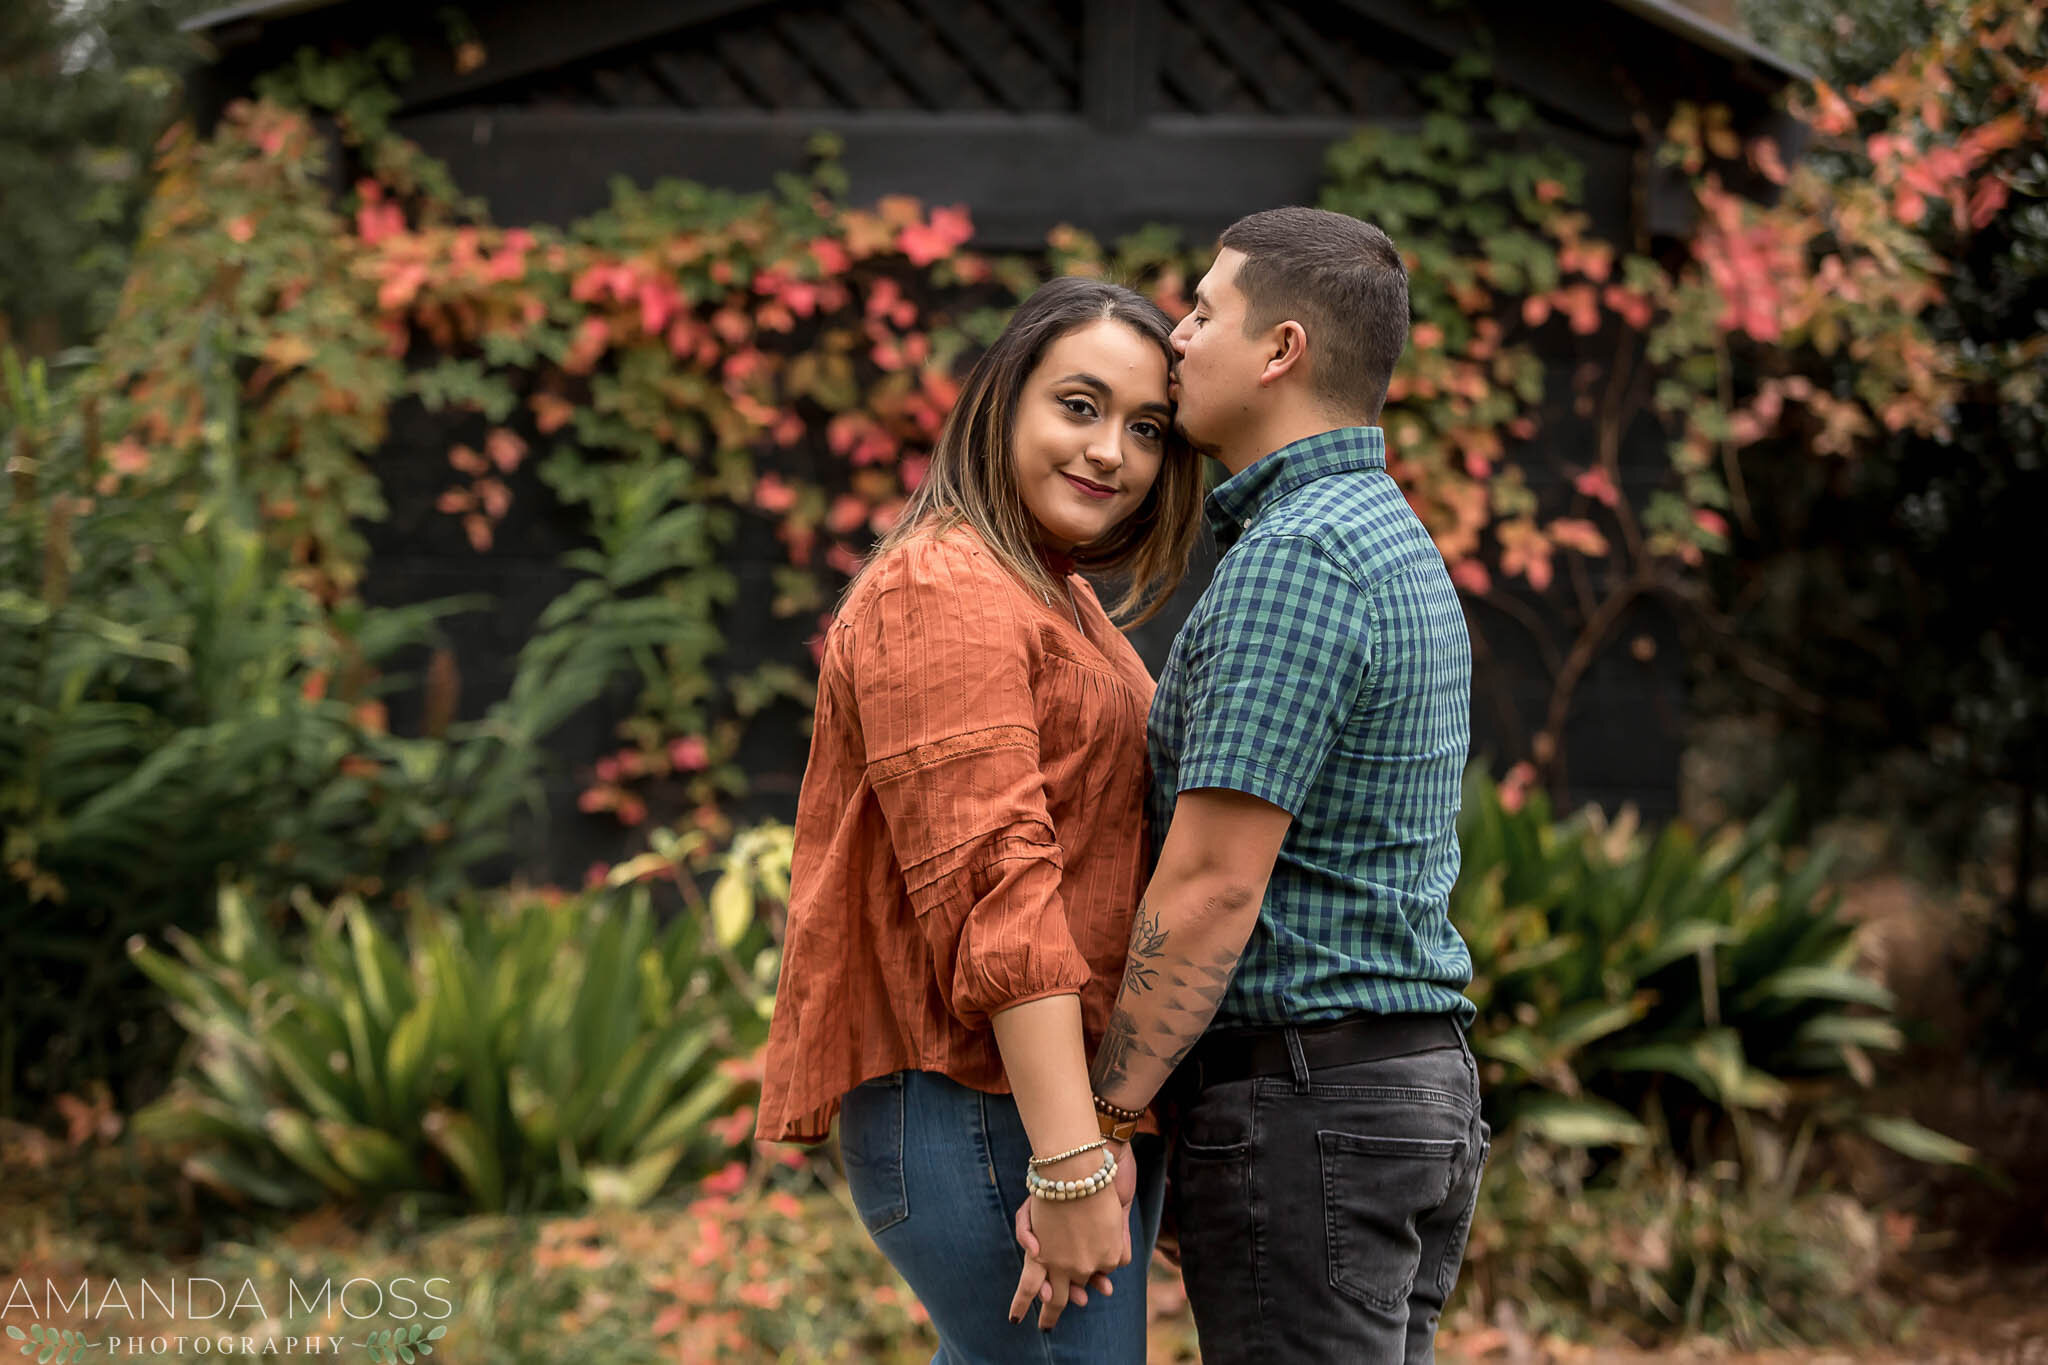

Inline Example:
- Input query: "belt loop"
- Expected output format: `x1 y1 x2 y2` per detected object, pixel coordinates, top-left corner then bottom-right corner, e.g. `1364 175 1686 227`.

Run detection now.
1284 1027 1311 1093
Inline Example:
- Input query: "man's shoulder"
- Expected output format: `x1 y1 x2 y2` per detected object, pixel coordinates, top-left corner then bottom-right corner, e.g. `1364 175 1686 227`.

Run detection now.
1255 470 1443 593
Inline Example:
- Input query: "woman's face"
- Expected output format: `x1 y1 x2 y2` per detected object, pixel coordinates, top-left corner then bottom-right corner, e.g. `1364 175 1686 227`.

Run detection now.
1010 319 1171 553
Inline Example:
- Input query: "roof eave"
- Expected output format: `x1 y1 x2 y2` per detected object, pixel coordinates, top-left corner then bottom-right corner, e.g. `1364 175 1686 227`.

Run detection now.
1602 0 1815 84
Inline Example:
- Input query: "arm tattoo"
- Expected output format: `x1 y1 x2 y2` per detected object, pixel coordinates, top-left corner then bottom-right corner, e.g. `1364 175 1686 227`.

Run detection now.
1090 897 1247 1100
1122 902 1168 993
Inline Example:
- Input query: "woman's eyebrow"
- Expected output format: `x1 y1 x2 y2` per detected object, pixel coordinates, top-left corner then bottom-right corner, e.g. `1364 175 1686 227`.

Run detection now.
1056 372 1170 417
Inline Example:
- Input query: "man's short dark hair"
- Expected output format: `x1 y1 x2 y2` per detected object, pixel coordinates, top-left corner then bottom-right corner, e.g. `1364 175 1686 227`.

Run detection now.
1218 206 1410 422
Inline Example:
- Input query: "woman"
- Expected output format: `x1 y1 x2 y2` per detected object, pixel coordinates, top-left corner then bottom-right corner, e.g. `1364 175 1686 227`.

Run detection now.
756 276 1204 1361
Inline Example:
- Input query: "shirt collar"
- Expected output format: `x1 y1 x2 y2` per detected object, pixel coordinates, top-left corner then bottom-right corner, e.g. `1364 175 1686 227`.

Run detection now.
1206 426 1387 550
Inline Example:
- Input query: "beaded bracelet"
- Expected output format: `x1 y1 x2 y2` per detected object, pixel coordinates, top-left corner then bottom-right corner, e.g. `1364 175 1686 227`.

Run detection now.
1093 1093 1143 1123
1028 1137 1108 1170
1025 1147 1117 1202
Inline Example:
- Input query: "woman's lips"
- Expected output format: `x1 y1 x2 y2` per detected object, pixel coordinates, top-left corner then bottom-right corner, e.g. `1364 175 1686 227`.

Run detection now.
1062 473 1117 501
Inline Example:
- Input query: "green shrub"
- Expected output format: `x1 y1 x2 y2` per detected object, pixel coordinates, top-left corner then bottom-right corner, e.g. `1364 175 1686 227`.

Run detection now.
1455 769 1966 1168
1 345 718 1118
0 350 477 1114
1463 1133 1889 1346
125 826 788 1214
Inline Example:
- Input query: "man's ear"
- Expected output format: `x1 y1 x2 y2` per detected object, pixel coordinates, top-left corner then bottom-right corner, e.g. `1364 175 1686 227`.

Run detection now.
1258 320 1309 388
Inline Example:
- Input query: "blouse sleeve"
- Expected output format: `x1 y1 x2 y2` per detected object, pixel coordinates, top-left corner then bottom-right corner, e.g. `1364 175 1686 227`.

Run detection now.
847 536 1090 1029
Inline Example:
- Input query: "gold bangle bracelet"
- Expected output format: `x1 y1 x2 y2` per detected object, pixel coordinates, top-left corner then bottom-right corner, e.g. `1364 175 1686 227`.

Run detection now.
1027 1137 1109 1170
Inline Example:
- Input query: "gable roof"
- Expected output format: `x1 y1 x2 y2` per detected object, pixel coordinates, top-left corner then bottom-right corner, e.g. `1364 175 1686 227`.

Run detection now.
187 0 1812 86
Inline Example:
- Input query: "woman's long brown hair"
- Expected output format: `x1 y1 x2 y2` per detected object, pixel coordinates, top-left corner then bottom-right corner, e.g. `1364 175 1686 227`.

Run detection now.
858 276 1204 627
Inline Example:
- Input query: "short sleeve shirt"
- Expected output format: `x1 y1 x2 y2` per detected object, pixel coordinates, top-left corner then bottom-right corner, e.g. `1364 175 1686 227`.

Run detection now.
1148 427 1476 1028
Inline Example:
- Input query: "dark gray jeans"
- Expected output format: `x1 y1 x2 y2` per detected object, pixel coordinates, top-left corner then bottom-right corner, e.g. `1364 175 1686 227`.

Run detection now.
1164 1026 1490 1363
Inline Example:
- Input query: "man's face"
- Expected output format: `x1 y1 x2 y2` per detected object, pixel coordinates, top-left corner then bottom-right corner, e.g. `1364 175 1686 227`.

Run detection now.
1169 248 1268 453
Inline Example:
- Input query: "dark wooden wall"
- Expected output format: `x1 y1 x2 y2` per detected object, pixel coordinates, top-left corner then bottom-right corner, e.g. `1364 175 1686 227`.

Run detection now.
194 0 1799 878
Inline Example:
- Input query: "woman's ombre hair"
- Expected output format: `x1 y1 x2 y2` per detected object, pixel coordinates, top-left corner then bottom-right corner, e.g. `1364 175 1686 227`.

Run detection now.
859 276 1204 627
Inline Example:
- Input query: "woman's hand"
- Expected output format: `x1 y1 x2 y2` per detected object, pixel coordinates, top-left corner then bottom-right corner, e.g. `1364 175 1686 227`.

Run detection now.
1008 1142 1133 1329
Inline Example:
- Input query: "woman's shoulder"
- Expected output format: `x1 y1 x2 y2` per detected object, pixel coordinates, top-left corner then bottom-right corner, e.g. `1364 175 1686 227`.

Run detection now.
844 523 1019 617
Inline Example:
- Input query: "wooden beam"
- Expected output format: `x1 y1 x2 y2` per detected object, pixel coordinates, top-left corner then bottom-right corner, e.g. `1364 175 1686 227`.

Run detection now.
399 109 1391 247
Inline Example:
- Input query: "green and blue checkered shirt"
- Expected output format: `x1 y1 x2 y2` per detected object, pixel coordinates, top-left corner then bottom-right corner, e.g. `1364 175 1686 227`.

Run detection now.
1148 426 1476 1028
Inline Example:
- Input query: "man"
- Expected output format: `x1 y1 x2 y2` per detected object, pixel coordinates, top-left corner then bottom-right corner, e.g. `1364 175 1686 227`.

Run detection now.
1090 206 1486 1362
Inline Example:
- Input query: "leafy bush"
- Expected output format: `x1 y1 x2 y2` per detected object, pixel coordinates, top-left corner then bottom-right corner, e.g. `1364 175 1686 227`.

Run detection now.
0 351 473 1114
2 340 745 1117
126 826 788 1214
1463 1133 1890 1346
1456 769 1966 1168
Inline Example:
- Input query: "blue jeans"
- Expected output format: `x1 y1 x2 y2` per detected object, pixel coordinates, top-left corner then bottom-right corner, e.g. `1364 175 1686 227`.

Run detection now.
839 1070 1166 1364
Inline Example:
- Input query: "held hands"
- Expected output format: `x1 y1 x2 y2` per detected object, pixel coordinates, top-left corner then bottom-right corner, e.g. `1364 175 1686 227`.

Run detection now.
1007 1140 1136 1330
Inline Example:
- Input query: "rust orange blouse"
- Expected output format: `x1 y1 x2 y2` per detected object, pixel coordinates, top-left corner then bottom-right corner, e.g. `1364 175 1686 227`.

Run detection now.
756 524 1156 1143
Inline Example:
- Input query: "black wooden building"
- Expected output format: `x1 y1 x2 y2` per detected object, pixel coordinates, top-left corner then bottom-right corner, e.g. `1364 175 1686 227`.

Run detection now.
187 0 1805 877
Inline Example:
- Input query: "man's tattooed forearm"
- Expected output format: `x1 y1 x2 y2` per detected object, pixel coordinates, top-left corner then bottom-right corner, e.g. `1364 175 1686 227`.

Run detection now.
1091 1008 1159 1094
1123 901 1167 993
1091 936 1245 1098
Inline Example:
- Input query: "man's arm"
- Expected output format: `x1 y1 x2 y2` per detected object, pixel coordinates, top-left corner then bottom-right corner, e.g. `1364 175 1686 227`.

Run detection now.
1089 787 1294 1112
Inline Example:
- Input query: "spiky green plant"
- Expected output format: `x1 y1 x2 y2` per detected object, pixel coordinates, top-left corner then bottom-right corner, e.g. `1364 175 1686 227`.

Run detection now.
127 826 788 1213
1455 769 1967 1170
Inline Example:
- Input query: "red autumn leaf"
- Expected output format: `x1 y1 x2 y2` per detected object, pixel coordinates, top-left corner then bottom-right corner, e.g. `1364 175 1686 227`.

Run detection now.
1563 283 1601 334
1547 516 1611 557
1573 466 1620 507
1497 518 1554 591
563 317 610 374
669 736 710 771
1498 761 1538 814
699 1158 747 1196
1450 559 1492 595
1968 176 2010 229
711 307 752 344
1809 80 1856 136
827 494 869 534
106 438 150 475
809 237 851 275
377 262 430 312
464 513 493 551
1748 136 1790 186
477 478 511 519
531 393 575 434
752 473 798 513
637 280 678 335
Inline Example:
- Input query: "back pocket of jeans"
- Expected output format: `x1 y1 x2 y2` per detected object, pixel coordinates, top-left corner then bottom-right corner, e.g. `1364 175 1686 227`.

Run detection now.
1318 1131 1464 1312
1435 1132 1490 1298
838 1073 909 1234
